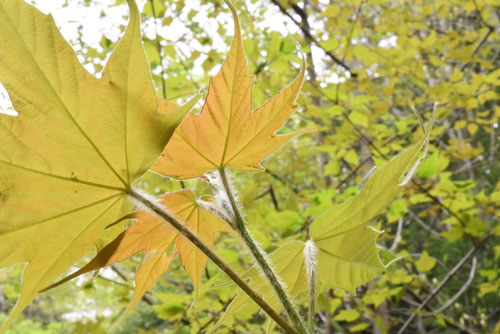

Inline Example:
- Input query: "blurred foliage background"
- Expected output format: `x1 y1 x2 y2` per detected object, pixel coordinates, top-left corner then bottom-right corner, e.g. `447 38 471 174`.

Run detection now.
0 0 499 333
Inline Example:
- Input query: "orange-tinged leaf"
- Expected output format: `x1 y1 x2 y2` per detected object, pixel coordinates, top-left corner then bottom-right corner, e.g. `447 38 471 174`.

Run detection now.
121 251 177 320
42 190 230 316
40 209 178 292
153 1 311 180
174 192 232 295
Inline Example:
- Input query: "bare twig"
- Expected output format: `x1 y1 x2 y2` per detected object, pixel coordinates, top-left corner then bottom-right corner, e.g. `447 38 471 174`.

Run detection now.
149 0 167 99
110 265 154 305
255 185 281 211
397 234 492 334
408 211 441 237
265 169 300 194
197 297 234 333
426 257 477 315
268 0 355 76
389 218 404 251
461 0 495 69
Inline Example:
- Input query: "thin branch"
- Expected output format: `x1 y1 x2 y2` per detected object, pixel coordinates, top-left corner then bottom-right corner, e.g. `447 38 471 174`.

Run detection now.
255 185 280 211
265 169 299 194
471 0 494 29
397 234 492 334
175 46 202 90
389 218 404 251
127 187 299 334
470 27 493 58
426 256 477 315
335 0 364 103
110 265 154 305
268 185 280 211
268 0 355 76
197 297 234 333
408 211 441 237
336 155 372 189
460 0 495 70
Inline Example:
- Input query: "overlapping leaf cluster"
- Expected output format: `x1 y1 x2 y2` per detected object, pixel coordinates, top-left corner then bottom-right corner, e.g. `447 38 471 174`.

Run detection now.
0 0 439 332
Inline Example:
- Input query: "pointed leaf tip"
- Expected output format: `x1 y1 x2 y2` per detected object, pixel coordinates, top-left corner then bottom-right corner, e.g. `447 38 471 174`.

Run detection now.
153 2 310 179
0 0 185 330
309 111 436 292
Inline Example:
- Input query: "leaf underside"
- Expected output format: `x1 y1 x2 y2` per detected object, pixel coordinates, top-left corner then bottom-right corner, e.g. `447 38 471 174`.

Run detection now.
152 0 312 180
310 111 434 292
0 0 437 331
0 0 191 330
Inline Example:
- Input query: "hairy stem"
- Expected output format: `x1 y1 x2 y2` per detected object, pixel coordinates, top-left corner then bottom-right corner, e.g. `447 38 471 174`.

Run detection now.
218 168 309 334
308 270 315 331
126 187 299 334
304 241 317 332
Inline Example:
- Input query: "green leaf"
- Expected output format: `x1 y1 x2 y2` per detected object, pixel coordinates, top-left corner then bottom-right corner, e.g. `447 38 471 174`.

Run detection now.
142 0 167 18
322 4 340 17
319 39 339 52
333 309 360 322
464 216 487 237
310 111 435 292
349 322 370 332
441 226 464 242
349 110 369 127
415 250 437 272
280 36 296 55
417 150 449 178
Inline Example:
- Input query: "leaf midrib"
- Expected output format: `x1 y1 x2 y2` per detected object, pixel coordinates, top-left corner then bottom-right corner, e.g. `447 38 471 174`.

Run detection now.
0 193 122 236
319 247 382 270
0 159 124 191
313 143 426 242
219 25 245 167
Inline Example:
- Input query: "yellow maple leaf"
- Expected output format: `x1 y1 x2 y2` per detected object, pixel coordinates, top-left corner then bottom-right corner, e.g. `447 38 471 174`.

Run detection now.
152 0 312 180
0 0 197 330
42 190 231 318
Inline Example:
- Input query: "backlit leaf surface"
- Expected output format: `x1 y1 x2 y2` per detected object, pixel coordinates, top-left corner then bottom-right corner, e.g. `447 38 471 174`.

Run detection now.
0 0 193 330
310 112 435 292
152 0 311 180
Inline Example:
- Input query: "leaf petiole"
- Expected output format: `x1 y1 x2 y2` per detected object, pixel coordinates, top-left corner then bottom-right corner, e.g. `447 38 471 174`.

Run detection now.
126 187 299 334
